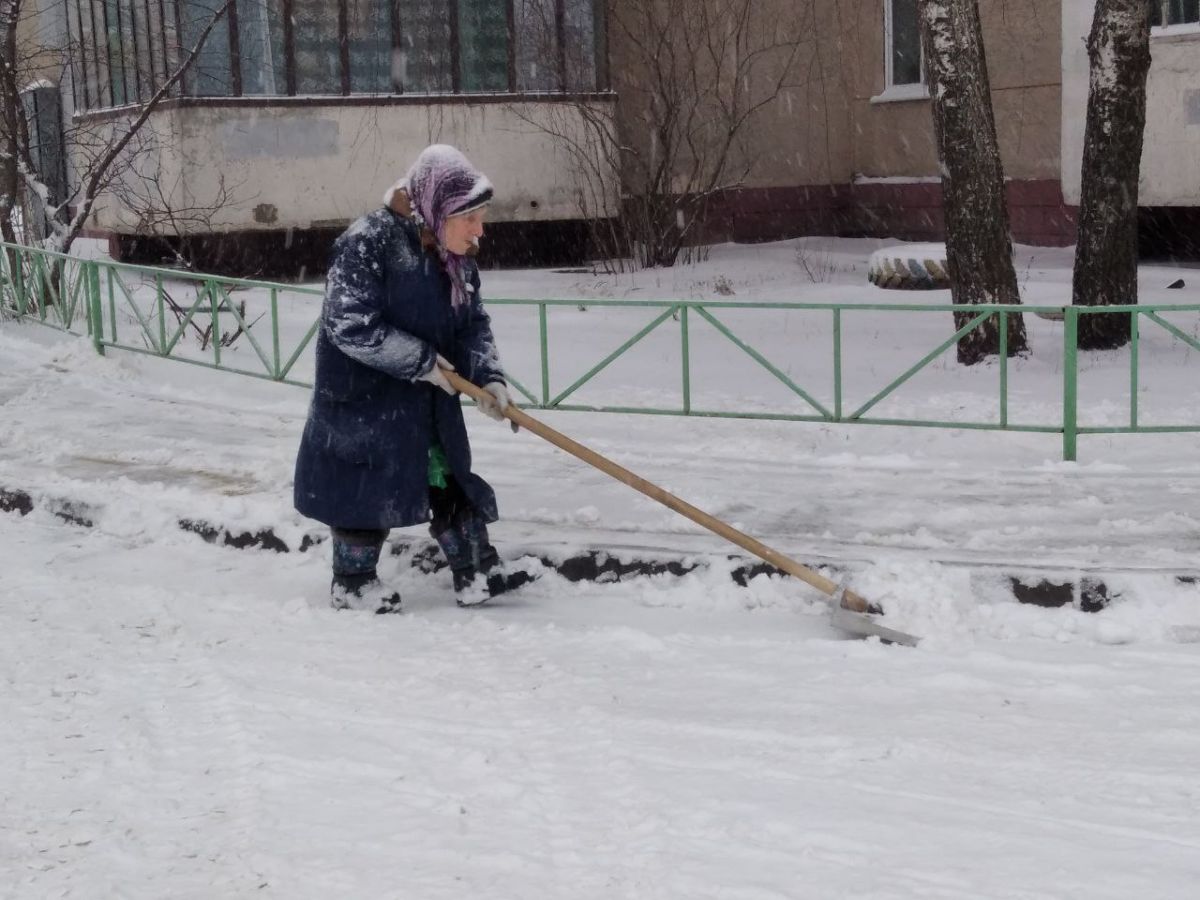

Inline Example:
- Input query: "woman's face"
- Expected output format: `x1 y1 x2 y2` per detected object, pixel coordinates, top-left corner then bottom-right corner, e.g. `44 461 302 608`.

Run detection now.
442 207 488 255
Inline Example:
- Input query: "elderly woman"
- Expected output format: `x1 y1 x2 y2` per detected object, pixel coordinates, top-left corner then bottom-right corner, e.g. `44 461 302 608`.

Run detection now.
294 145 515 612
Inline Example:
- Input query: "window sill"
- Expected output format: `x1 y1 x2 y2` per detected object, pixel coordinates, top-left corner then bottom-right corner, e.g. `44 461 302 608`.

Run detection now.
869 83 930 105
1152 23 1200 43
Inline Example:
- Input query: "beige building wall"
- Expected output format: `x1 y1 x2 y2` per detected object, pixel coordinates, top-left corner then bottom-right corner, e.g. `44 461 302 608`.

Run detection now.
601 0 1070 244
606 0 1061 192
85 99 619 235
607 0 853 193
603 0 1067 245
846 0 1061 182
723 0 856 188
83 111 190 234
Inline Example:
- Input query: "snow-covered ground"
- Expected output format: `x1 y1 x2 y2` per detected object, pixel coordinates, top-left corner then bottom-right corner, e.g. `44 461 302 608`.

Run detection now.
3 238 1200 898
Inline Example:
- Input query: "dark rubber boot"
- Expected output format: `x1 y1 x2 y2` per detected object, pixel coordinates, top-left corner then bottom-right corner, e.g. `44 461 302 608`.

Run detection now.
330 572 402 614
330 528 400 613
433 525 488 606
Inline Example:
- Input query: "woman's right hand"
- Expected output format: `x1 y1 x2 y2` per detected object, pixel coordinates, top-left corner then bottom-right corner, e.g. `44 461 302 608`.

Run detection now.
417 353 457 395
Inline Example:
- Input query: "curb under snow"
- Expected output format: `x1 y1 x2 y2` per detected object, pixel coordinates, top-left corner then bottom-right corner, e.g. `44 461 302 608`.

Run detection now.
3 484 1184 614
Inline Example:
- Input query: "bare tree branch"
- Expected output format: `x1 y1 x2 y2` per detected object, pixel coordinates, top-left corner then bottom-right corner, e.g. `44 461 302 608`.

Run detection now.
51 0 236 254
1 0 234 258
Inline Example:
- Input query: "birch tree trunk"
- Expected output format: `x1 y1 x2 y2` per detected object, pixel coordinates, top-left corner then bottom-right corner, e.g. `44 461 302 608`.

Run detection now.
919 0 1028 365
1071 0 1151 350
0 0 22 246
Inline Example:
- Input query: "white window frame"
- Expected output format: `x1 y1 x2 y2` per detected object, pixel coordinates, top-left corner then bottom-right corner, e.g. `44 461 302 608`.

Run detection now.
872 0 928 104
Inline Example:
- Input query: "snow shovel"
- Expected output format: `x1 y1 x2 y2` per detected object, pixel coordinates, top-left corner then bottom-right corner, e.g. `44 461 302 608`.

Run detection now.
447 371 919 647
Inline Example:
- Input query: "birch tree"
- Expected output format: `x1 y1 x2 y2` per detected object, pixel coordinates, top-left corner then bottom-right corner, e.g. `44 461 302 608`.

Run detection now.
1071 0 1151 350
0 0 38 247
918 0 1028 365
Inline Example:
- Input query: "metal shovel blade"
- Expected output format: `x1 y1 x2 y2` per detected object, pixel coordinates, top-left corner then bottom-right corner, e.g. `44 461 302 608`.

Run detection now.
830 601 920 647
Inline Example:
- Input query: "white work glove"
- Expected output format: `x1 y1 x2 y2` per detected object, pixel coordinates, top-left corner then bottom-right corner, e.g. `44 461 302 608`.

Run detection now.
477 381 519 432
417 353 457 395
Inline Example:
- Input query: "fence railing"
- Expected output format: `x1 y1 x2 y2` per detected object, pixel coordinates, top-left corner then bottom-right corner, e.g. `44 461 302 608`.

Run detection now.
0 240 324 386
3 240 1198 462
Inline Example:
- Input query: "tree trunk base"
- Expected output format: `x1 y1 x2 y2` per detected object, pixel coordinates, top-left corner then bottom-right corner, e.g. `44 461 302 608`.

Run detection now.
955 310 1030 365
1077 313 1132 350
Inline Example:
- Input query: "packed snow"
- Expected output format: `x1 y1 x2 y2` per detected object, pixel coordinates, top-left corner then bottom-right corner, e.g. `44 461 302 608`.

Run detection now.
3 237 1200 898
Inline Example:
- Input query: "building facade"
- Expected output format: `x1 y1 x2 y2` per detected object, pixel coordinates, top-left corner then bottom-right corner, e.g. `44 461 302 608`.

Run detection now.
59 0 616 270
23 1 1200 270
688 0 1071 247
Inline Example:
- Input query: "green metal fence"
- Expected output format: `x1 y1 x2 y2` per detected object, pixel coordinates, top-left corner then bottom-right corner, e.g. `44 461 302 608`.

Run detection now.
0 241 324 386
3 240 1198 462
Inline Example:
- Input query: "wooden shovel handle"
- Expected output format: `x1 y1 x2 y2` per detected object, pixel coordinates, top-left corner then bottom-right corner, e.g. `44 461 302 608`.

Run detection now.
447 370 872 614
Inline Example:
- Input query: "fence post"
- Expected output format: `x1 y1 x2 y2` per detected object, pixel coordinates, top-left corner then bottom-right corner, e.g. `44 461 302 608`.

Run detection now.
1062 305 1078 461
0 246 11 315
833 307 842 420
680 305 691 415
539 302 550 406
87 262 105 356
270 287 281 378
1129 309 1139 429
998 310 1008 428
13 248 27 316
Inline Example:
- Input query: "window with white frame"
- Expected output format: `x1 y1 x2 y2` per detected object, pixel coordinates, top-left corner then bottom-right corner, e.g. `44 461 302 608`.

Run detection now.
886 0 923 88
1150 1 1200 28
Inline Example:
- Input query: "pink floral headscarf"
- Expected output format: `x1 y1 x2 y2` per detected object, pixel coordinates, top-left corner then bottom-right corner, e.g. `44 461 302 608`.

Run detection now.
384 145 493 310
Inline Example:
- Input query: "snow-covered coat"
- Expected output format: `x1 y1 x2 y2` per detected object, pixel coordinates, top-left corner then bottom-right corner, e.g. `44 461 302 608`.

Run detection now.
293 207 505 529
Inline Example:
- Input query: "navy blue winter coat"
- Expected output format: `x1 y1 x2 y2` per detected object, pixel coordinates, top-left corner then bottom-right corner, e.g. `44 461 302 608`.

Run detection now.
293 208 505 529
